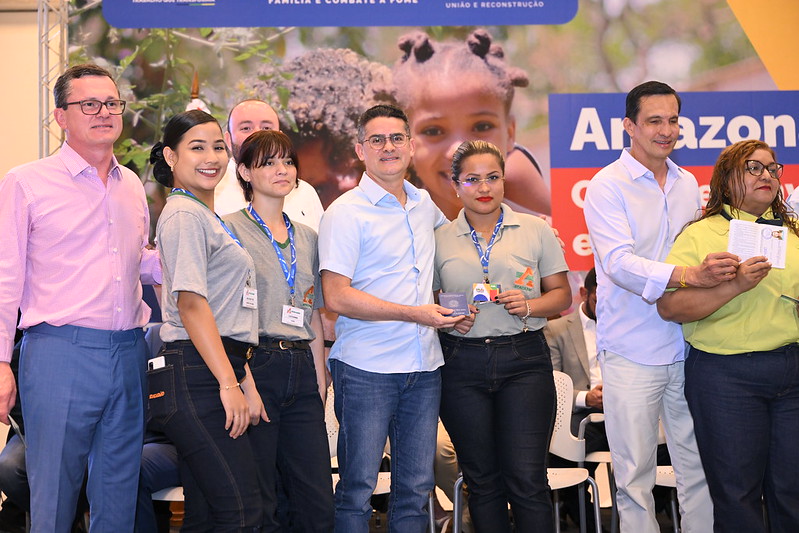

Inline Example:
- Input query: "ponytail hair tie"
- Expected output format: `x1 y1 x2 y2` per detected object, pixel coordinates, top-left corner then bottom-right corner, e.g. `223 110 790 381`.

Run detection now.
150 141 174 187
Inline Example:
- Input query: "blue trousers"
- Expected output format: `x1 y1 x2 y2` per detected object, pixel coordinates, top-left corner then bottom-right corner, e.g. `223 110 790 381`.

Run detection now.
247 345 333 532
685 344 799 533
330 359 440 533
20 323 146 533
439 330 555 533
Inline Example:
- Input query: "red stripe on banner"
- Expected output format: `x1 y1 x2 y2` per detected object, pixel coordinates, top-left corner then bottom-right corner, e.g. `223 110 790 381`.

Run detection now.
551 164 799 272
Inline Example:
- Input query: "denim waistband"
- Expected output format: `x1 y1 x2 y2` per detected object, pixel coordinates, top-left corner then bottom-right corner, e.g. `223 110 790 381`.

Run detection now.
166 337 254 360
27 322 142 345
691 342 799 358
439 328 544 347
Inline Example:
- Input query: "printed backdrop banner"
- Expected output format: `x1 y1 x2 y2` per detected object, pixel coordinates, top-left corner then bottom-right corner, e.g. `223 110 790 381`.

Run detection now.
103 0 578 28
550 90 799 270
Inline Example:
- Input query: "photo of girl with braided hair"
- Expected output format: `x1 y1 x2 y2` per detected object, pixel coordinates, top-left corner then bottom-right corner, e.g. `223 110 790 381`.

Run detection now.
392 29 551 220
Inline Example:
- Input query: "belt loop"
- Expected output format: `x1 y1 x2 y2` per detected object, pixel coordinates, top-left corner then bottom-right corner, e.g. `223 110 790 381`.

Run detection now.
72 326 79 345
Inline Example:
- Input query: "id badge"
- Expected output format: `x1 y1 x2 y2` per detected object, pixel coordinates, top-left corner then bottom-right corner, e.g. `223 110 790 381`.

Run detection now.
472 282 502 302
242 287 258 309
281 305 305 327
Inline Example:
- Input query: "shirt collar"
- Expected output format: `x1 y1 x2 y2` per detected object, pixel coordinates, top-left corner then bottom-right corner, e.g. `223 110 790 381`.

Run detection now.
59 141 122 181
619 147 682 182
722 203 778 223
358 172 420 207
578 302 596 333
453 203 521 236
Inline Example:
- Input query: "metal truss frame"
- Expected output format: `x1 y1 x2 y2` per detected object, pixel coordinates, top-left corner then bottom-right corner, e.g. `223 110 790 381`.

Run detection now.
38 0 67 157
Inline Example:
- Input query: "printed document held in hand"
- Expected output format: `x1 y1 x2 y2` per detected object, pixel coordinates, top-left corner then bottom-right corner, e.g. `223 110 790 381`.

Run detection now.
727 219 787 269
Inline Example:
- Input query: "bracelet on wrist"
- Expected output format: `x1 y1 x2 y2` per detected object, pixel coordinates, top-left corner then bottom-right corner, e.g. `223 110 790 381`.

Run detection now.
679 266 688 288
521 300 532 333
220 381 241 391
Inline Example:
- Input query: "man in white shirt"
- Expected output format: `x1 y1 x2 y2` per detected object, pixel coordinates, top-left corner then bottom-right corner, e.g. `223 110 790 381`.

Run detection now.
583 81 738 533
216 99 325 231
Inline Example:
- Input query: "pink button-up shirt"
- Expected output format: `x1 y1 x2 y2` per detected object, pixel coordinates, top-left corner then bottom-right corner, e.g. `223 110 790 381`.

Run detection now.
0 143 162 362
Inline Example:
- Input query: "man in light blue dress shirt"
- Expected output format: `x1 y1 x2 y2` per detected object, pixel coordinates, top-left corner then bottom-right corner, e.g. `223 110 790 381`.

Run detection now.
319 104 463 533
583 81 737 533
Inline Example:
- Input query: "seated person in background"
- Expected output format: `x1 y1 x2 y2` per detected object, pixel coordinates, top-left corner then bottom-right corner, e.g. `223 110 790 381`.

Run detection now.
137 323 181 533
433 421 472 533
547 268 673 530
546 268 603 443
545 268 605 531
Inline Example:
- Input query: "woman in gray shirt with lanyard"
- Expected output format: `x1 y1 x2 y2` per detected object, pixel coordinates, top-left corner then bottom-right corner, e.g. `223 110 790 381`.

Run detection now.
434 140 570 532
149 110 264 530
224 130 333 532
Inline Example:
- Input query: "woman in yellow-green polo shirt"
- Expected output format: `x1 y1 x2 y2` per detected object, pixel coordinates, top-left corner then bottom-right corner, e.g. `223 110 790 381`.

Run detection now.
657 139 799 533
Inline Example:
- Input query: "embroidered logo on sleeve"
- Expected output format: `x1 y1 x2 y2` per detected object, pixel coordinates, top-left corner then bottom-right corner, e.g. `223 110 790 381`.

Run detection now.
302 286 315 308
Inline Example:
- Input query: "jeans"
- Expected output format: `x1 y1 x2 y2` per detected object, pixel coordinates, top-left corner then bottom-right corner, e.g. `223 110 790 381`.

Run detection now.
247 345 333 532
330 359 440 533
685 344 799 533
148 340 262 532
134 442 180 533
0 434 28 510
438 330 555 533
21 323 146 533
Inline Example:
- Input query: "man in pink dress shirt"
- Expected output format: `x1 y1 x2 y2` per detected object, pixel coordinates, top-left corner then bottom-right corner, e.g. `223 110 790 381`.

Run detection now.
0 64 161 532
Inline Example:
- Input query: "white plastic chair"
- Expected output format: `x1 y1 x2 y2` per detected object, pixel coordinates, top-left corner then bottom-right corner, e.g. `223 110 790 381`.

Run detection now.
151 486 184 502
550 370 603 533
579 412 618 533
452 371 602 533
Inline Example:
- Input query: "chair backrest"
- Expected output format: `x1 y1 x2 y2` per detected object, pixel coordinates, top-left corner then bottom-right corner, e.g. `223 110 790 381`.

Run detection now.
324 385 338 458
550 370 585 463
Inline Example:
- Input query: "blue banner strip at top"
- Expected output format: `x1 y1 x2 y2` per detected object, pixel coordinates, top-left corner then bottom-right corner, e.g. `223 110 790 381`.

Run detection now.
549 91 799 169
103 0 577 28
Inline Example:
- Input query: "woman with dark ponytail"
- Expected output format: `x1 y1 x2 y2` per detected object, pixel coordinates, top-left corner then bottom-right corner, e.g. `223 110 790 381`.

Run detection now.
148 109 264 530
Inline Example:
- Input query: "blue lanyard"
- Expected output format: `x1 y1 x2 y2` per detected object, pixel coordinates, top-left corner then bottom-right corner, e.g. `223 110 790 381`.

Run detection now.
169 188 243 248
467 211 504 283
246 204 297 303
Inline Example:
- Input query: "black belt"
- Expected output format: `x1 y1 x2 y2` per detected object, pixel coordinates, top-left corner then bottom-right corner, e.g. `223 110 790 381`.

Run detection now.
257 337 311 351
168 338 254 360
439 328 543 347
221 337 255 359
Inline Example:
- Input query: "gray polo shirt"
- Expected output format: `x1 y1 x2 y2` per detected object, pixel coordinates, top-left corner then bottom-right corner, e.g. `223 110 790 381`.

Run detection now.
224 209 321 342
157 195 258 344
434 204 568 337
